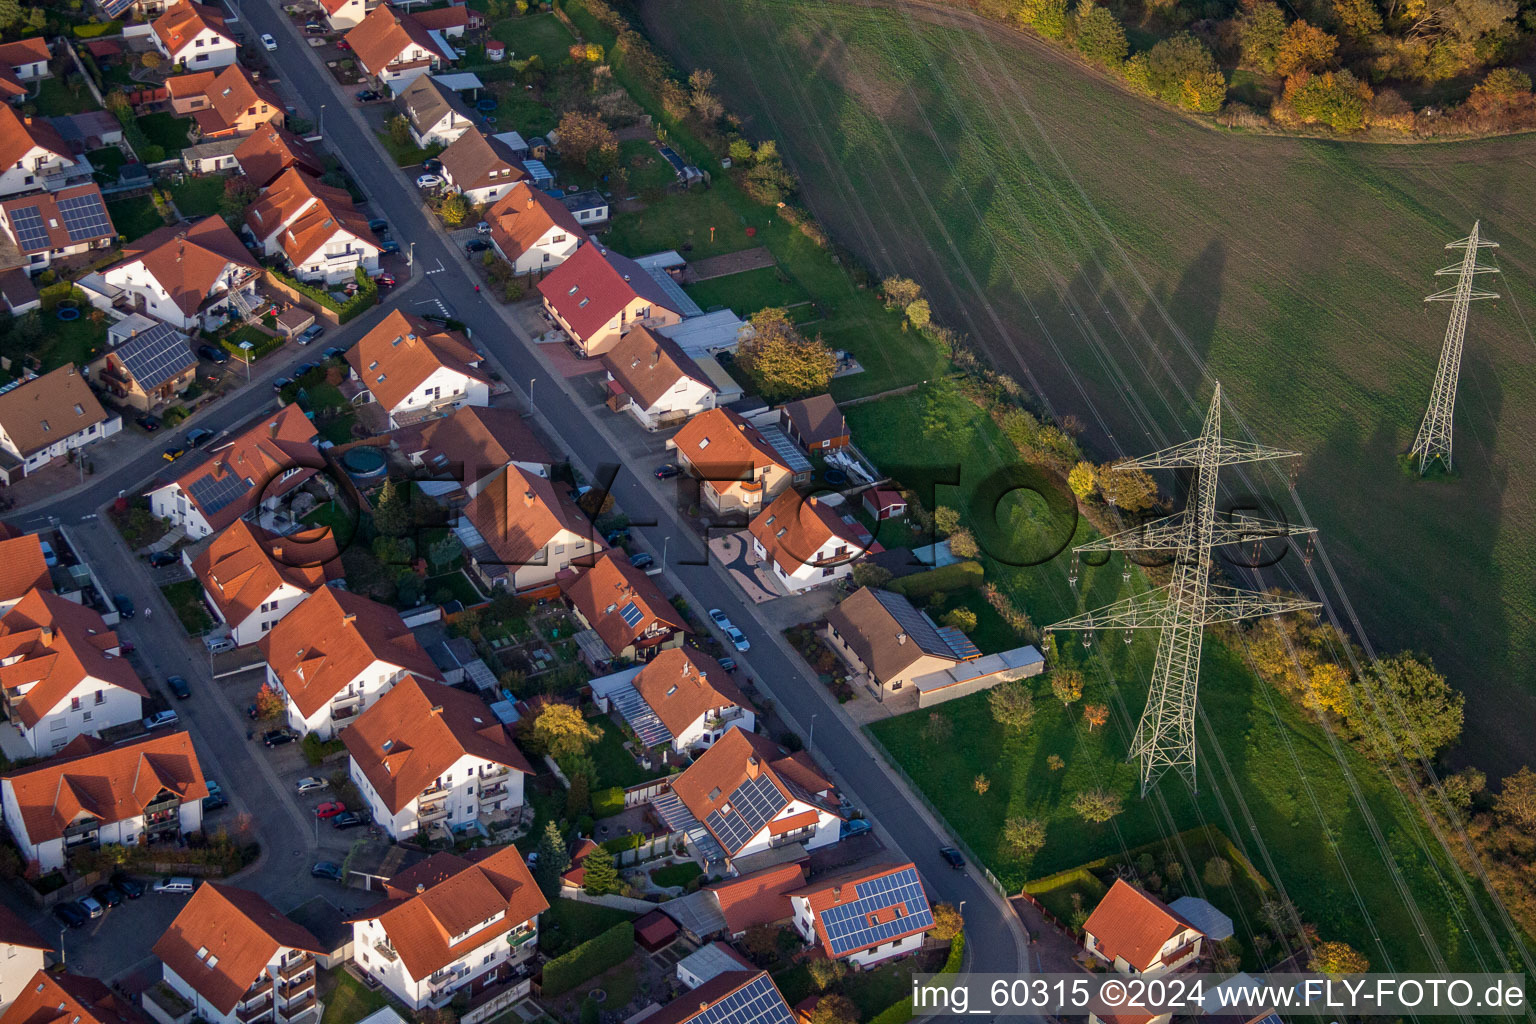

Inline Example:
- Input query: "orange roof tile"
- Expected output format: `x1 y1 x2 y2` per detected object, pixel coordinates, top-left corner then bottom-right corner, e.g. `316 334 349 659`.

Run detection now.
0 971 144 1024
0 534 51 606
630 647 749 739
158 404 320 532
341 677 533 814
704 861 804 934
463 464 597 570
246 168 378 266
410 5 470 29
0 39 50 70
152 2 229 56
671 409 788 496
485 182 585 263
559 549 684 657
260 587 439 718
2 730 205 845
0 589 145 728
204 64 283 132
1082 879 1200 972
0 903 49 952
646 972 789 1024
671 730 838 854
152 883 322 1015
164 69 216 102
345 309 487 413
601 326 713 412
560 837 600 886
748 490 864 576
0 364 107 459
191 520 341 626
233 126 323 188
789 861 931 957
112 216 258 319
0 105 70 171
344 5 448 77
407 404 553 485
350 845 547 980
438 129 526 194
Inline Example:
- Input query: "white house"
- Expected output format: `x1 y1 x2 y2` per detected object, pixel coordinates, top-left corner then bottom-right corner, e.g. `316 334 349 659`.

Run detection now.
0 911 50 1011
0 105 78 198
0 364 118 482
346 6 452 87
747 490 865 594
0 39 51 91
146 405 321 539
484 182 583 275
351 846 547 1011
0 589 147 758
788 862 934 968
191 520 342 647
100 216 261 332
600 326 717 431
1082 879 1206 976
259 587 441 740
392 75 474 148
437 130 526 206
154 883 324 1024
589 647 753 755
402 404 554 498
662 729 843 868
0 730 206 872
457 465 600 594
245 168 381 285
343 677 534 841
151 1 237 70
321 0 367 30
0 184 117 275
345 310 491 428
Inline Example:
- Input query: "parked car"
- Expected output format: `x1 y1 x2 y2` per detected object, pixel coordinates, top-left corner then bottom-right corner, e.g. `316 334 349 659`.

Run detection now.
185 428 215 448
162 444 185 461
205 636 236 655
79 896 105 919
91 883 123 908
322 347 346 361
197 344 228 364
264 729 296 747
298 324 325 345
841 818 873 838
629 551 654 570
114 594 134 619
476 220 491 235
38 539 57 567
314 800 346 819
654 463 679 480
708 608 732 629
153 877 195 894
166 675 191 699
464 238 490 254
272 377 292 393
135 414 160 432
376 273 396 287
147 550 177 568
939 847 965 870
380 239 401 255
725 624 750 652
311 861 344 881
143 710 179 730
355 88 379 101
303 21 323 31
717 656 737 672
367 218 388 232
422 158 442 173
203 780 227 811
416 173 444 190
293 362 318 379
296 776 328 793
335 38 351 49
260 33 277 49
331 812 365 829
111 873 145 899
52 902 87 928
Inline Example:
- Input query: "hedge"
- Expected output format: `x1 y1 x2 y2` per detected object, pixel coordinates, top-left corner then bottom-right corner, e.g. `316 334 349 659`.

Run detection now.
867 931 964 1024
73 20 123 37
541 920 634 996
269 266 378 324
592 786 625 817
220 330 285 362
600 832 642 855
886 560 984 600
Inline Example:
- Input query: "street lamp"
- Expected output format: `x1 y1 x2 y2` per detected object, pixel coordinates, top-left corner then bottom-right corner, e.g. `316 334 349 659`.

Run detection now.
661 535 669 571
318 104 325 137
527 377 535 407
238 340 254 382
807 713 817 751
57 926 65 967
408 241 416 267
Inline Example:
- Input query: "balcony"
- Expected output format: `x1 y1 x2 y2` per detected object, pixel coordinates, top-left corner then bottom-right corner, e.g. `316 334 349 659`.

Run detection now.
481 783 507 800
372 941 398 963
278 993 316 1021
480 765 510 781
418 800 449 821
508 928 536 949
245 979 274 1002
279 961 315 986
236 997 274 1023
278 977 315 1004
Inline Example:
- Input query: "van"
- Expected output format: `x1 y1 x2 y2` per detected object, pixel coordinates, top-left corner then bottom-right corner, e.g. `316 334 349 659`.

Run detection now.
204 636 236 655
153 877 195 894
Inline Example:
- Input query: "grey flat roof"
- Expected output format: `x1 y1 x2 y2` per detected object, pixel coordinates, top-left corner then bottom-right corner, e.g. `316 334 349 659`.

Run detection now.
661 887 727 937
1169 896 1234 941
757 423 812 474
911 645 1045 693
675 942 753 987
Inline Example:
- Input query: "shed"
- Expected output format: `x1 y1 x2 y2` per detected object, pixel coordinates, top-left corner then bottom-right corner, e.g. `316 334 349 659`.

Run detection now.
1168 896 1234 942
661 888 728 941
274 306 316 337
485 39 505 60
778 394 848 451
658 310 751 355
521 158 554 189
676 941 755 989
634 909 680 953
356 1009 410 1024
692 354 743 405
912 645 1045 708
863 487 906 521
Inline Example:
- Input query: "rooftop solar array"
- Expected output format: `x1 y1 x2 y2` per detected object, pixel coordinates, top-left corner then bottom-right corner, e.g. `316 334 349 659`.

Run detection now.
936 625 981 661
870 589 952 658
7 206 49 253
57 192 112 242
618 600 643 628
188 470 252 515
683 973 794 1024
651 790 725 864
705 773 786 853
115 323 193 391
757 425 812 475
818 866 933 956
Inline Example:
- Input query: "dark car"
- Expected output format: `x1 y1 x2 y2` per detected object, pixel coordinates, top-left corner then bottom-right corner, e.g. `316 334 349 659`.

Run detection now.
272 377 292 393
197 344 228 364
380 240 401 255
135 414 160 432
147 550 177 568
293 363 318 379
464 239 490 254
654 464 679 480
331 811 365 829
113 594 134 619
322 347 346 361
717 656 737 672
939 847 965 870
311 861 344 880
298 324 325 345
263 729 296 747
376 273 396 288
841 818 873 839
91 883 124 908
355 88 380 101
628 551 654 570
185 428 215 448
203 780 227 811
167 675 191 699
52 902 88 928
422 157 442 173
111 873 145 899
368 218 388 232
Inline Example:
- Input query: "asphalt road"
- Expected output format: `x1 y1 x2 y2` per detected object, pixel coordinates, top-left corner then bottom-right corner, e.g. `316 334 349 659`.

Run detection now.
15 6 1030 981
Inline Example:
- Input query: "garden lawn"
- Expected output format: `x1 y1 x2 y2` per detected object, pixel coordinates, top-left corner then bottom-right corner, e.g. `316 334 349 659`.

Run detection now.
684 266 811 318
485 80 556 136
490 12 575 64
160 579 213 635
318 968 386 1024
590 717 660 789
169 175 225 218
138 112 193 155
301 500 359 548
33 78 96 116
316 413 356 445
426 569 483 606
376 130 443 168
649 860 702 888
106 196 164 242
538 895 636 957
35 314 108 372
88 146 125 183
619 138 674 194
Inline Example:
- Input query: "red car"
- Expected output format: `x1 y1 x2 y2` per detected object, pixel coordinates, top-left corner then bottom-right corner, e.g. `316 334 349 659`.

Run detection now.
376 273 396 287
314 801 347 819
336 39 351 49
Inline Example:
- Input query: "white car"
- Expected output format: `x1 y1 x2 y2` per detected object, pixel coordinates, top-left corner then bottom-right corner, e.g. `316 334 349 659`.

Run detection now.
725 624 750 652
708 608 732 629
261 33 277 50
296 776 329 794
416 173 444 190
142 710 179 731
476 220 491 235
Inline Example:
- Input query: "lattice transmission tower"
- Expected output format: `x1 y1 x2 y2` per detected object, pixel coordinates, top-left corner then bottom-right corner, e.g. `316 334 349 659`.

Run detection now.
1410 221 1499 475
1047 383 1320 794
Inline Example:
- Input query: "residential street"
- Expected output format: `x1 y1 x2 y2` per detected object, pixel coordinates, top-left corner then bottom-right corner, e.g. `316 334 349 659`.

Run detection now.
7 2 1029 984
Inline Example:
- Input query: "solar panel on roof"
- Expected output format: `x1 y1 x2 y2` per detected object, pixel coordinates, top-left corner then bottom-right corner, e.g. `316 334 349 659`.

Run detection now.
817 866 933 956
117 324 193 391
618 601 643 628
936 625 982 661
683 973 794 1024
188 472 251 515
871 590 950 657
705 772 786 853
7 205 49 252
56 192 111 243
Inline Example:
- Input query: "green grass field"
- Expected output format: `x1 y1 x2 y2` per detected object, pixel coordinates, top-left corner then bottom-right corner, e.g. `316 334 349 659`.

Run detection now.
138 112 193 155
491 12 575 64
641 0 1536 783
106 196 164 242
169 175 224 218
160 579 213 635
33 78 96 116
684 266 811 316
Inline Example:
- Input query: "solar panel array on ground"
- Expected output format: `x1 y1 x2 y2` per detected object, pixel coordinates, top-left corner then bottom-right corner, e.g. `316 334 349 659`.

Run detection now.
818 865 933 955
705 773 786 852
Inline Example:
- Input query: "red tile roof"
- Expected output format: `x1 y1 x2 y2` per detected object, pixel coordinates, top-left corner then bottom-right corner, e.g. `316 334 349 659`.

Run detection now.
789 861 931 957
410 5 471 29
559 549 684 657
485 181 584 262
671 730 839 854
671 409 788 497
0 364 108 459
345 309 487 414
341 677 534 814
203 64 283 133
0 971 145 1024
631 647 749 739
0 903 50 952
438 129 526 195
1082 879 1200 972
2 730 205 845
600 326 713 412
0 39 50 71
350 845 548 980
560 837 600 887
406 404 554 486
152 883 323 1014
234 126 324 188
191 520 340 626
260 587 440 719
1 184 115 255
158 404 319 532
152 2 229 56
345 5 448 77
246 168 378 266
0 589 145 728
0 106 70 172
112 216 258 319
645 972 790 1024
464 464 598 571
748 490 864 576
536 243 680 342
0 534 51 606
705 861 804 934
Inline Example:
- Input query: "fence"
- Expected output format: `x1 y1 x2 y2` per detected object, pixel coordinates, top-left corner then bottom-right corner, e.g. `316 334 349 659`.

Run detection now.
623 779 669 809
561 889 657 913
862 727 1011 901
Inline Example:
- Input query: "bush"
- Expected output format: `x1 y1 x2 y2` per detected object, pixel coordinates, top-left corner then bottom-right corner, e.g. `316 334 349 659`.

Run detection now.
541 921 634 996
1141 34 1227 113
1075 1 1128 67
886 560 984 600
301 733 344 765
269 266 378 324
592 786 626 817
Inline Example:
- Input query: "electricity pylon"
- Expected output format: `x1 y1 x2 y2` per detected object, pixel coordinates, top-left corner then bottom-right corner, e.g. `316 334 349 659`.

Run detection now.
1410 221 1499 475
1047 383 1320 794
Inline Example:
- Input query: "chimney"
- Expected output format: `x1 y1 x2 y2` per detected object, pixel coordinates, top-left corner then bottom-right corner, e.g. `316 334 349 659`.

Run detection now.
832 885 842 903
526 196 534 210
523 490 535 507
429 705 444 717
342 612 357 625
745 755 760 779
415 882 426 894
40 626 53 645
649 348 660 369
896 632 907 645
268 420 279 438
808 495 817 506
